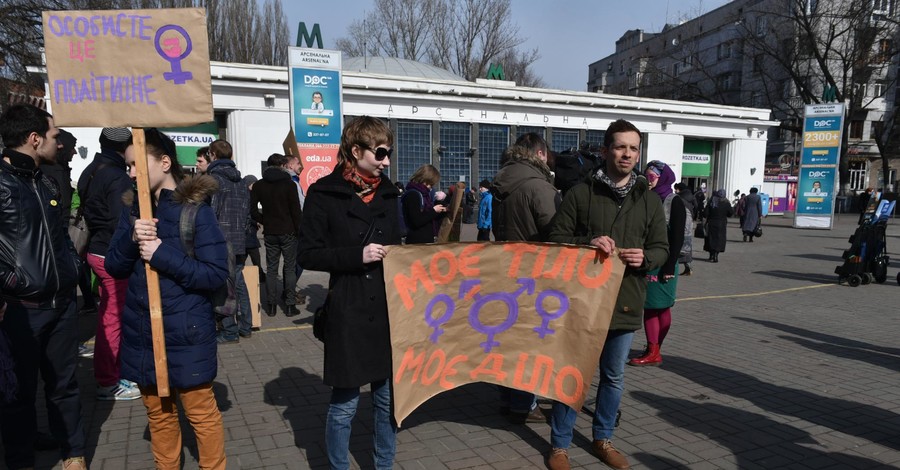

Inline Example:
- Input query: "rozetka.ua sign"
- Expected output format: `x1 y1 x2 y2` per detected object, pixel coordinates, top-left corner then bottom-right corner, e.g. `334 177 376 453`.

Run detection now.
384 242 626 426
42 8 212 127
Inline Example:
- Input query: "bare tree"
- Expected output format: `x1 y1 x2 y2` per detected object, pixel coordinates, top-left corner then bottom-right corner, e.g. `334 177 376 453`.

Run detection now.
739 0 900 194
336 0 541 85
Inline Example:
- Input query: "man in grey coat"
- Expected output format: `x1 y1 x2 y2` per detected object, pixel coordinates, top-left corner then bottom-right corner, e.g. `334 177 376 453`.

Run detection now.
741 187 763 242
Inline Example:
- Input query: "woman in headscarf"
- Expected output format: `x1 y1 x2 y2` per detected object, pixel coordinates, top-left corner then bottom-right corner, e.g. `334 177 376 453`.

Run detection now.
629 161 686 367
703 188 733 262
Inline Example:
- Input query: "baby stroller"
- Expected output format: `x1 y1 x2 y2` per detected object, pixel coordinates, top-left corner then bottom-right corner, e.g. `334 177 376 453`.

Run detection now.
835 198 895 287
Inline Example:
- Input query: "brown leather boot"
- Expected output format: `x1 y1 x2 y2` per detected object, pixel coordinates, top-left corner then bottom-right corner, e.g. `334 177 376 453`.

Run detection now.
592 439 630 469
628 343 662 366
546 448 570 470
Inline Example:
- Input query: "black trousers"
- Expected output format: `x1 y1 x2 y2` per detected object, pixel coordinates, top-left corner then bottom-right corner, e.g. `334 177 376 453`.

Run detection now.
264 234 298 306
0 297 85 468
477 228 492 241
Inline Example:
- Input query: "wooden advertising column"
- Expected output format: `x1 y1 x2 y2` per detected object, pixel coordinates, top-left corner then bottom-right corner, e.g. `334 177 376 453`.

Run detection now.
131 128 170 397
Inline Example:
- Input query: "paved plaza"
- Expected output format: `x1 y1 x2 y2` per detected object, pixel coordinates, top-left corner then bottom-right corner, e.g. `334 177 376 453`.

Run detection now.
4 213 900 469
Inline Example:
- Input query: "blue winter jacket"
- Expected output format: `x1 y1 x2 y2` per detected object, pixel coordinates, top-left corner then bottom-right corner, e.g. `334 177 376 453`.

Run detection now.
105 176 229 389
477 191 493 230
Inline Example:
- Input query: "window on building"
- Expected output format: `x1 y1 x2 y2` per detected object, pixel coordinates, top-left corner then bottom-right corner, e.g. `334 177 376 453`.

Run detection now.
875 39 892 63
717 42 732 59
552 129 579 153
872 120 885 140
439 122 472 184
873 0 892 16
717 73 733 90
607 61 613 71
849 161 868 191
585 129 605 149
854 83 868 97
849 120 865 139
478 124 509 182
396 121 432 184
673 62 681 75
517 126 546 140
756 17 767 36
878 168 897 190
751 91 764 107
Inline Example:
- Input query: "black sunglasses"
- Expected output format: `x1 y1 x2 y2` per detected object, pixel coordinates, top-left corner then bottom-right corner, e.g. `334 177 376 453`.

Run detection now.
362 145 393 161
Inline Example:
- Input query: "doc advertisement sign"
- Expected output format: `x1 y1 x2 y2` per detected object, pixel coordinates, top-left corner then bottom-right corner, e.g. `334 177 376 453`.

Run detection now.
795 103 843 229
384 243 625 426
288 48 343 192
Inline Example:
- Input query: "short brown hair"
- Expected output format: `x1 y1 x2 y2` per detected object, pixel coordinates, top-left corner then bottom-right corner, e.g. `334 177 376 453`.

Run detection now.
603 119 641 148
209 139 233 160
410 164 440 186
338 116 393 168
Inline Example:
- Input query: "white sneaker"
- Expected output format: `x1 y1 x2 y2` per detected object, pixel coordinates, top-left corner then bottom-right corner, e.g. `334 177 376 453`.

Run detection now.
96 379 141 401
78 344 94 358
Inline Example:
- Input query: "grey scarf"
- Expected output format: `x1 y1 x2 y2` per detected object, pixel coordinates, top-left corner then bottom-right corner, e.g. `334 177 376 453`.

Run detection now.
593 167 637 201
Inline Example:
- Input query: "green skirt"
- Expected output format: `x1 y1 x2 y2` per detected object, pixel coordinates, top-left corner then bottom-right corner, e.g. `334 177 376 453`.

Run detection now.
644 268 678 309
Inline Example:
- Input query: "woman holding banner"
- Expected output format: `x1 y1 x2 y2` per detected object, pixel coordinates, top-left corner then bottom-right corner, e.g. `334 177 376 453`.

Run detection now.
105 129 229 470
298 116 402 470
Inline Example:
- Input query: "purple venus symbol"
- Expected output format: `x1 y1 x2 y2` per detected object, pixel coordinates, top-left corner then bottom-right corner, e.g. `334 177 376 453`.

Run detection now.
532 290 569 338
424 294 455 343
154 25 193 85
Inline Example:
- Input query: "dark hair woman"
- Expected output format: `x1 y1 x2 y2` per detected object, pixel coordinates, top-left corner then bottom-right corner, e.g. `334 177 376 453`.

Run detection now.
105 128 229 469
403 164 448 244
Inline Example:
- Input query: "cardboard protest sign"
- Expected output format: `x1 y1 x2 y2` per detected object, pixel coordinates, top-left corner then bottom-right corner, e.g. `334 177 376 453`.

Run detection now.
436 183 465 243
42 8 212 127
384 242 626 426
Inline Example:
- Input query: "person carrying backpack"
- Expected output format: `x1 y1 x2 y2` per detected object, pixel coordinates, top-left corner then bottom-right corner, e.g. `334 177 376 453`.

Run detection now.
105 129 228 470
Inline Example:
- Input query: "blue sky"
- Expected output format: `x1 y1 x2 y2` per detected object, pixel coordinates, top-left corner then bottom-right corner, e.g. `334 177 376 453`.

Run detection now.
284 0 731 91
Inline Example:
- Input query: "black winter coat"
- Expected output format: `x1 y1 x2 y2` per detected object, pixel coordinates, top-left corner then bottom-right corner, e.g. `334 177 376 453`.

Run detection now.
77 150 133 256
704 197 733 253
297 168 401 388
250 167 302 236
0 149 80 306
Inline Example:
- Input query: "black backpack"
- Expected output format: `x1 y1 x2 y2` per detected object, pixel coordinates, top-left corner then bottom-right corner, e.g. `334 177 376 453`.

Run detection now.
179 202 238 317
554 149 600 196
398 190 424 239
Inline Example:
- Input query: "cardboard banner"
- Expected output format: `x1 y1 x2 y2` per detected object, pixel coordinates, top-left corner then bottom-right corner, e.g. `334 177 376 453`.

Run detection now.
42 8 212 127
384 242 626 426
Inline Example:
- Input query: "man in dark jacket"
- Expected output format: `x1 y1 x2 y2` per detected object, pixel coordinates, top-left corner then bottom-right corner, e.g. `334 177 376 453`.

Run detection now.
491 132 559 424
250 153 302 317
544 119 669 470
206 139 253 342
0 104 88 470
77 126 141 401
42 129 77 228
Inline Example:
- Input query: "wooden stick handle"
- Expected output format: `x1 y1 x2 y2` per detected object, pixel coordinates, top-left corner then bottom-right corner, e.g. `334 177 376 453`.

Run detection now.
132 128 170 397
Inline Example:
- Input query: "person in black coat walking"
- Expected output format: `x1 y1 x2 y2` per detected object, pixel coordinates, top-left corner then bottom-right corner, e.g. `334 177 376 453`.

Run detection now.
703 189 733 262
403 164 447 244
297 116 401 470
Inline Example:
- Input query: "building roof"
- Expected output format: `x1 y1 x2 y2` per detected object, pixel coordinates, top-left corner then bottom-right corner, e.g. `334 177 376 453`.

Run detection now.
343 56 466 82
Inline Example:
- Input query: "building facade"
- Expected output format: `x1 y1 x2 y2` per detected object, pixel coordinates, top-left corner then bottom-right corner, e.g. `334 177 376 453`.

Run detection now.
589 0 900 212
42 57 775 204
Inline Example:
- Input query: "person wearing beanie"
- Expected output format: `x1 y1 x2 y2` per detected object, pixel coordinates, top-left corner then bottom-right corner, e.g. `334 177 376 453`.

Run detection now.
476 179 493 241
77 126 142 401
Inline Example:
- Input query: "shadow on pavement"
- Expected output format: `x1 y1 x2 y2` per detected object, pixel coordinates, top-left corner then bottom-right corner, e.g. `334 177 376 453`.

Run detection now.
264 367 330 469
735 317 900 359
630 391 892 469
664 356 900 452
785 253 845 263
751 270 838 284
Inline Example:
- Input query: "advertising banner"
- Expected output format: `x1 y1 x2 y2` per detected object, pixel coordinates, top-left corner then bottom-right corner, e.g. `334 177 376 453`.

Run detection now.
42 8 212 127
288 48 343 195
161 121 217 166
795 103 843 229
383 243 626 426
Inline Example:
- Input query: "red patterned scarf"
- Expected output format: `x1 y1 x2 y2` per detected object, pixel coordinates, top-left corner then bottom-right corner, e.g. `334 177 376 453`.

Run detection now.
342 165 382 204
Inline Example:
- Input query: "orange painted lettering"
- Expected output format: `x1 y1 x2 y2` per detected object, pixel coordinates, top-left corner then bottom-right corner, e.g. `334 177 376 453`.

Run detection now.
577 250 612 289
541 247 580 281
503 243 538 278
439 355 468 390
458 244 484 276
394 347 426 384
429 250 457 285
393 260 435 311
554 366 584 405
469 353 507 382
420 349 447 386
530 246 552 278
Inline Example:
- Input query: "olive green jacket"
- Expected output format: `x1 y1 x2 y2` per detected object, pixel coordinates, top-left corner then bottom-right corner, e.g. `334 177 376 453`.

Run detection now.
547 173 669 331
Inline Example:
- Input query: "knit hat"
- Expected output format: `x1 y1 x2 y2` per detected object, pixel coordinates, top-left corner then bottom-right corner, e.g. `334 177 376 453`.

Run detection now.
99 127 132 153
57 129 77 153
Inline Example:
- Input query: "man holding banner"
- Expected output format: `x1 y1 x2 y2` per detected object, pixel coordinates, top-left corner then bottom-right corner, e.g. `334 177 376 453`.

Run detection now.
545 120 669 470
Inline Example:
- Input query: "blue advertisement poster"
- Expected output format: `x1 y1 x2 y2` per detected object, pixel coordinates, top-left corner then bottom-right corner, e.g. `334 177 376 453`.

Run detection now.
796 167 836 216
290 67 342 144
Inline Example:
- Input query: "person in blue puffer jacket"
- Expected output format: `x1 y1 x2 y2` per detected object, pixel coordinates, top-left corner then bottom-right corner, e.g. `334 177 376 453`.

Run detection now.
105 128 229 470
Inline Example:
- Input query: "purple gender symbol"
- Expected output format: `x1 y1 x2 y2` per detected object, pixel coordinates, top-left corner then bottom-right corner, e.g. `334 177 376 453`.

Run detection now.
154 25 193 85
467 278 532 353
532 290 569 339
424 294 455 343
